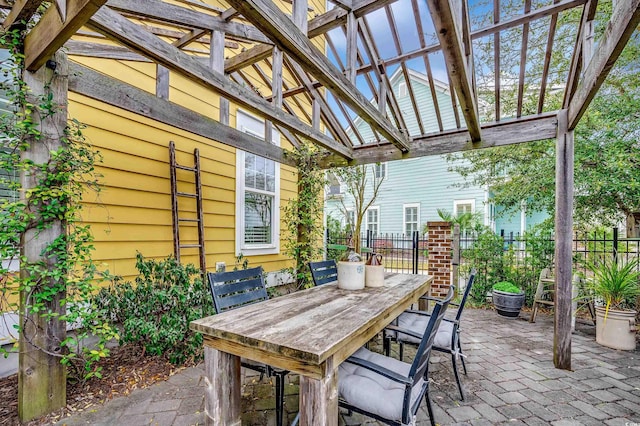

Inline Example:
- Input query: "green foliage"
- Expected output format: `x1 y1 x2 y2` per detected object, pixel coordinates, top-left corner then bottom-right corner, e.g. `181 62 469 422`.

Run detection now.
326 215 347 261
461 227 508 304
95 253 214 365
492 281 522 294
283 143 325 289
0 29 117 379
429 209 483 234
586 256 640 312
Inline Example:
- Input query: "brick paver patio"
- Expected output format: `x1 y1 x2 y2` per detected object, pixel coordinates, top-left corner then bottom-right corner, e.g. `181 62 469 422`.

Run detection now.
55 308 640 425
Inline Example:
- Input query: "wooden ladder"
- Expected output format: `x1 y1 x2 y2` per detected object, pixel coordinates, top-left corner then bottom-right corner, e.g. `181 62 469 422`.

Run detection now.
169 141 206 274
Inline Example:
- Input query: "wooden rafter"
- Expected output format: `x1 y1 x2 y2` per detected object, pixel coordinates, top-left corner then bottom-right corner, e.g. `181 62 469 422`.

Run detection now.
427 0 481 142
227 0 410 152
87 6 353 159
358 16 407 134
105 0 273 45
2 0 44 29
411 0 443 132
24 0 107 71
320 114 559 168
561 0 598 109
567 0 640 130
224 0 398 74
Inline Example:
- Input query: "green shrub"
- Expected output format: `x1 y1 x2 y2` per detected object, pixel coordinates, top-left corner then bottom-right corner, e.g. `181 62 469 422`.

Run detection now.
493 281 522 294
96 253 214 364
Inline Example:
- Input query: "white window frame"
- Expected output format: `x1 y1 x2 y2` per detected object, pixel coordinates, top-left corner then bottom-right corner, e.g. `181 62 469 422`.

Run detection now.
235 110 280 256
398 81 408 97
366 206 380 235
374 162 387 180
453 199 475 217
403 203 420 236
345 209 355 230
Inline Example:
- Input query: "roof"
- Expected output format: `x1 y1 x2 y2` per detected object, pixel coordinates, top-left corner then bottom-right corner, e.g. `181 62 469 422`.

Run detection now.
1 0 638 168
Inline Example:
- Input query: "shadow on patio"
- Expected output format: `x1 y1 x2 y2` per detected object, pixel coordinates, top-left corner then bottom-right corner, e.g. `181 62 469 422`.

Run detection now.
55 309 640 426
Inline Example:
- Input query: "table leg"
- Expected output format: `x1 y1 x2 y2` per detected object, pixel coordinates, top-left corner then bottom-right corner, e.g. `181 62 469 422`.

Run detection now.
299 357 338 426
204 346 241 426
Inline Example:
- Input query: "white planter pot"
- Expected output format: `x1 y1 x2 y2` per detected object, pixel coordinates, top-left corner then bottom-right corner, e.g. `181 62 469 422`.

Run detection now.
337 261 365 290
595 306 637 351
365 265 385 288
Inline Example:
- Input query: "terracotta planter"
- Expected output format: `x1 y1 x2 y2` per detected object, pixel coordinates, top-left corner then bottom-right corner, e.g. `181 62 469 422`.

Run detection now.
595 306 637 351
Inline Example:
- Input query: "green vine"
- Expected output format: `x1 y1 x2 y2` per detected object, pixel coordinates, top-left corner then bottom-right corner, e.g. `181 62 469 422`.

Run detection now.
283 143 326 289
0 29 117 379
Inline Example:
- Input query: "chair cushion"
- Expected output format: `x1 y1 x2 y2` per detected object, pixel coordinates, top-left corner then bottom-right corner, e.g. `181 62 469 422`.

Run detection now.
395 312 454 348
338 347 425 422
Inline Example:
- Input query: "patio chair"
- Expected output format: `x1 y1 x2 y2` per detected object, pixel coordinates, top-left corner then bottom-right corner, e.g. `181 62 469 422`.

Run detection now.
309 259 338 286
207 267 289 426
338 285 454 426
383 269 476 401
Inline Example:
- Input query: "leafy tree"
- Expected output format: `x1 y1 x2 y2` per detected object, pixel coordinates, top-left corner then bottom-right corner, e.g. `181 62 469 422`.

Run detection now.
451 1 640 229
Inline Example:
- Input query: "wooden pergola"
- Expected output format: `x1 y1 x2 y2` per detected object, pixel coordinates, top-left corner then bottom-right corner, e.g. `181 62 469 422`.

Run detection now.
2 0 639 420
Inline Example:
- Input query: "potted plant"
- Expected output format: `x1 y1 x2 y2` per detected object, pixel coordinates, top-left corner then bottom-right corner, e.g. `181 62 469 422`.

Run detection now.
586 256 640 350
492 281 526 318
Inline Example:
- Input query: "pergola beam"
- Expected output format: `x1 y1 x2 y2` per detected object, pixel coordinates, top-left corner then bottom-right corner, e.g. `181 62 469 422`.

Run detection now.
87 6 353 159
426 0 481 142
224 0 397 73
227 0 410 153
68 62 296 166
105 0 273 45
24 0 107 71
567 0 640 130
2 0 44 29
319 114 558 168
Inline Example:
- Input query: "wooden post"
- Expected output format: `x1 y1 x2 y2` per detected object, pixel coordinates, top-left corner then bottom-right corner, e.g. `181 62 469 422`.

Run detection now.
299 357 338 426
203 346 241 426
210 30 229 125
554 109 573 370
18 51 68 421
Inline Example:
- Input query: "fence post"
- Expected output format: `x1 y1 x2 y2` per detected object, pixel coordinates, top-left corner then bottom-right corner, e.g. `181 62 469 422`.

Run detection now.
427 221 452 298
613 227 618 262
411 231 420 274
452 224 460 289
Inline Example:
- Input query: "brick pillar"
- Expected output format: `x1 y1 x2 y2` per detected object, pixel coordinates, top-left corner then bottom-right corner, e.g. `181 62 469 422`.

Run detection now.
427 221 452 298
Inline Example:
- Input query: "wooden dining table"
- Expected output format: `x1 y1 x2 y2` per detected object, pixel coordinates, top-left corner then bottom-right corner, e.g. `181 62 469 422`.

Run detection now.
190 272 433 426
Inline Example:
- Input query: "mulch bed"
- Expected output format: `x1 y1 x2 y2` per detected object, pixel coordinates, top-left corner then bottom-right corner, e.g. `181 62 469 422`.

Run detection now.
0 344 187 426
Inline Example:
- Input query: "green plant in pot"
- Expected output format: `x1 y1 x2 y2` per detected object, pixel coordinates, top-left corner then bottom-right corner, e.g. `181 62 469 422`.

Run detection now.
586 256 640 350
492 281 526 318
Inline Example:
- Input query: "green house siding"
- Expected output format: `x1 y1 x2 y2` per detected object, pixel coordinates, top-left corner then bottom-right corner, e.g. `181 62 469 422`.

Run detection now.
328 69 545 235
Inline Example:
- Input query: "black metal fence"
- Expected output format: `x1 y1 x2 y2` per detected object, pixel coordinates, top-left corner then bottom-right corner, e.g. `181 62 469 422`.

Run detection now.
327 230 428 274
327 227 640 303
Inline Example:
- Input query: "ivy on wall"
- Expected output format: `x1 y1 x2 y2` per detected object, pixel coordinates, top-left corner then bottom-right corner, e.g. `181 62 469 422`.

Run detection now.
0 28 117 379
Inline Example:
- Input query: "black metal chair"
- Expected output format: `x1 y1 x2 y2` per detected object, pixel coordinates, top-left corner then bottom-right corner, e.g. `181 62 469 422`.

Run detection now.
309 259 338 286
383 269 476 401
338 286 454 426
207 267 289 426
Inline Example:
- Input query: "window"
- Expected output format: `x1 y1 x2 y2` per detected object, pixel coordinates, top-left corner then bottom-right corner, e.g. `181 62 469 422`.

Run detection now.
344 209 355 233
374 163 386 179
398 82 408 97
454 199 475 217
403 203 420 235
366 207 379 235
236 111 280 255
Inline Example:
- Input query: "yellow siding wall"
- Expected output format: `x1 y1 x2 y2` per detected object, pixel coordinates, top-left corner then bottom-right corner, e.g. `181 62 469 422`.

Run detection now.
64 1 327 282
68 68 296 282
